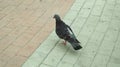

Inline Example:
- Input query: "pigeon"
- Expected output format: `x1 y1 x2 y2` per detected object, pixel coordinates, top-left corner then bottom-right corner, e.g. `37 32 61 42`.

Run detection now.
53 14 82 50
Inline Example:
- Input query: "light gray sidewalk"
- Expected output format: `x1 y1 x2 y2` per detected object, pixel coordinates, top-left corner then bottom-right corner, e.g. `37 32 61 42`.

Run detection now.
22 0 120 67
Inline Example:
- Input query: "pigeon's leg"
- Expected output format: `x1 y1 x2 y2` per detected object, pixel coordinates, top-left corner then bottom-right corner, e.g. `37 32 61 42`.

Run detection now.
63 40 67 45
61 40 67 45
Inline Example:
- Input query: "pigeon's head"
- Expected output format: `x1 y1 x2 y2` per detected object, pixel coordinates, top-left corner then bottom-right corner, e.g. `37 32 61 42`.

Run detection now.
53 14 61 20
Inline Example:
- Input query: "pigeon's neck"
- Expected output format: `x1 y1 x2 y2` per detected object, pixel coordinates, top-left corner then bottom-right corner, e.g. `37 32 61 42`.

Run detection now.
55 18 61 22
55 19 61 24
55 19 62 24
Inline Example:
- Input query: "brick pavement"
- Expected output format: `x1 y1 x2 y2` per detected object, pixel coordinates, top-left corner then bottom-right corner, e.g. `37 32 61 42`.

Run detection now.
0 0 74 67
22 0 120 67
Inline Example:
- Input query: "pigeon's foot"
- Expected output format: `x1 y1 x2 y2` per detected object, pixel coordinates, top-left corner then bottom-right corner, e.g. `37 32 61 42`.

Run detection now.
62 41 67 46
63 41 67 45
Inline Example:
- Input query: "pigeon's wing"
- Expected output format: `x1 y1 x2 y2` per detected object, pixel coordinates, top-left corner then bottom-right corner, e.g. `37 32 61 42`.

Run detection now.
66 25 75 37
66 25 80 43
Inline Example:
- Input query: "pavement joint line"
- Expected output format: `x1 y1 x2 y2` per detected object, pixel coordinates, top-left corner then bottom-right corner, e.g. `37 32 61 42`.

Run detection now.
77 0 97 37
69 0 87 26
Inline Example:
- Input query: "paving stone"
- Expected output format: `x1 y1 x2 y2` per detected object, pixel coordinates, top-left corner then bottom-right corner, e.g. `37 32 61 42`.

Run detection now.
91 5 104 16
0 60 6 67
109 57 120 65
64 10 78 21
91 54 109 67
80 24 95 36
104 28 119 42
22 59 40 67
78 33 90 47
78 8 91 18
71 17 86 35
107 62 120 67
85 15 99 26
111 49 120 59
70 1 84 11
82 42 99 58
74 55 93 67
83 0 96 9
57 61 73 67
98 40 115 56
89 31 104 43
95 21 109 33
95 0 106 6
114 33 120 49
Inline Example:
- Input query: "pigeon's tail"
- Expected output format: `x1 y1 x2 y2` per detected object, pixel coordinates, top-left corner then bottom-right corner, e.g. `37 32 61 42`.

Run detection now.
67 37 82 50
66 35 82 50
70 42 82 50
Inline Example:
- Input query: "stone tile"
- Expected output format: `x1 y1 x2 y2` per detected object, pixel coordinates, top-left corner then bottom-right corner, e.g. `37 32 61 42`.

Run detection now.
78 8 91 18
104 28 119 42
74 55 93 67
95 21 109 33
57 61 73 67
91 54 109 67
98 40 115 56
89 31 104 43
107 63 120 67
82 42 100 58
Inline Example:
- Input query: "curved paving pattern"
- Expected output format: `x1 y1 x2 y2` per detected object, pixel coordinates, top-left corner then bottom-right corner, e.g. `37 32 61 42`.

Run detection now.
23 0 120 67
0 0 74 67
